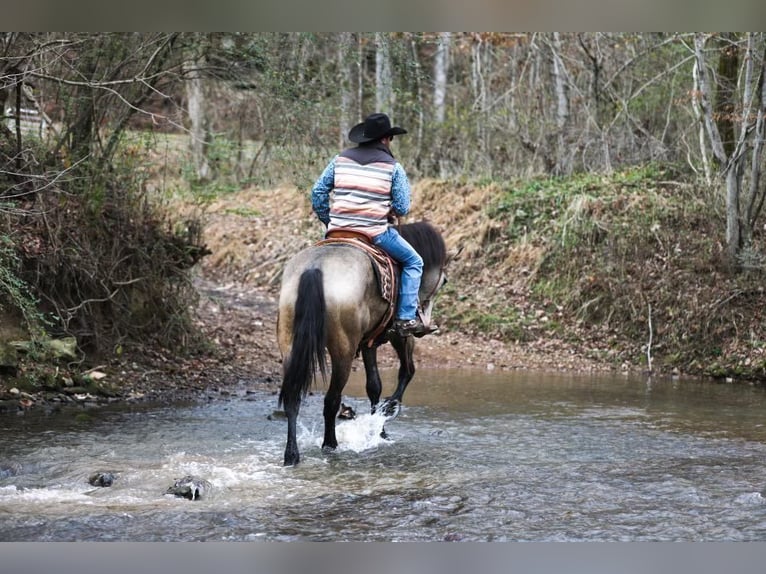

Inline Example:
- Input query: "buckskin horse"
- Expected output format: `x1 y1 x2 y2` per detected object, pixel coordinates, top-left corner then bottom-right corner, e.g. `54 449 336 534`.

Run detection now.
276 221 450 466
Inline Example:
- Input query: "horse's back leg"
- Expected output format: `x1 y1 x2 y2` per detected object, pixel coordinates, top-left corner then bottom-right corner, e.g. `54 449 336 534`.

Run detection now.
283 398 301 466
361 345 382 413
322 352 354 452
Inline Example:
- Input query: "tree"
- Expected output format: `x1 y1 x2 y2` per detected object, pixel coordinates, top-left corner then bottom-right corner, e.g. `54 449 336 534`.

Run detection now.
185 33 213 182
433 32 451 124
375 33 392 113
548 32 571 175
337 32 355 148
0 33 208 353
694 32 766 265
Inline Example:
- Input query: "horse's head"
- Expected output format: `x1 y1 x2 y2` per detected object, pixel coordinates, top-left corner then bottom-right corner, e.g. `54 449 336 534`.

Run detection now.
399 222 459 330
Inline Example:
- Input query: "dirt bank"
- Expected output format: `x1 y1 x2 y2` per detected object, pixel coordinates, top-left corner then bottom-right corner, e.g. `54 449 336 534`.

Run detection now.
190 183 619 379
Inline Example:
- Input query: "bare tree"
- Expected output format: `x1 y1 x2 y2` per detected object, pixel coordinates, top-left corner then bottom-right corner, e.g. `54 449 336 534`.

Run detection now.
549 32 571 174
337 32 355 149
185 33 212 182
2 33 182 193
433 32 451 124
694 32 766 264
375 33 392 113
550 32 570 131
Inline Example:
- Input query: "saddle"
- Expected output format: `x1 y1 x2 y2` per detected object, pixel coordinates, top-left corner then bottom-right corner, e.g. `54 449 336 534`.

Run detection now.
316 230 398 347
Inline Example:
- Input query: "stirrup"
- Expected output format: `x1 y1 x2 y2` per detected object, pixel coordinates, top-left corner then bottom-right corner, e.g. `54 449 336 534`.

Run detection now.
390 318 427 337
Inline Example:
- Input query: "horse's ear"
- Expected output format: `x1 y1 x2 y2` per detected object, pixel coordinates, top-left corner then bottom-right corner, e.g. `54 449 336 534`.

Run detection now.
445 246 464 265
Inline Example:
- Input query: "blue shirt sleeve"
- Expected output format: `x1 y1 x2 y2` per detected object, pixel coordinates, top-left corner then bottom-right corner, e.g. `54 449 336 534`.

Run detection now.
311 157 336 225
390 163 411 216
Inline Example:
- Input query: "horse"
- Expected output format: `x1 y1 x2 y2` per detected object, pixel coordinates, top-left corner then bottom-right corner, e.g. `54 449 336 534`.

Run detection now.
276 221 450 466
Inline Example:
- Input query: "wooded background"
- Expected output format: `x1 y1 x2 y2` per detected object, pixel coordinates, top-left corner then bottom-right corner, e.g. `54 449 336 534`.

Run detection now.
1 32 765 364
3 33 764 255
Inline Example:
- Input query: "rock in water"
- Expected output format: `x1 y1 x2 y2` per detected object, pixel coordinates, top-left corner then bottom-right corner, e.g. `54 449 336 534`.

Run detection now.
165 475 212 501
0 462 22 479
88 472 116 487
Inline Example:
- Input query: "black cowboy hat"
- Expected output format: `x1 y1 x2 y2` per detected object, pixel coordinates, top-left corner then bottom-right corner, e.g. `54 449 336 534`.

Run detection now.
348 113 408 143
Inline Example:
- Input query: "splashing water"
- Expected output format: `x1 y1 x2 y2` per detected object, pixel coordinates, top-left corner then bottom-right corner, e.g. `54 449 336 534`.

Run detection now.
302 405 392 453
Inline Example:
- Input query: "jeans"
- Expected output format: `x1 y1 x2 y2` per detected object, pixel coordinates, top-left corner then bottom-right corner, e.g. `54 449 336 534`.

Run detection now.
373 227 423 320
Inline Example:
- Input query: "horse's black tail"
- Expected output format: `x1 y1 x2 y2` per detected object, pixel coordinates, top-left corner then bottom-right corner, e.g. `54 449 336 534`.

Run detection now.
278 267 327 410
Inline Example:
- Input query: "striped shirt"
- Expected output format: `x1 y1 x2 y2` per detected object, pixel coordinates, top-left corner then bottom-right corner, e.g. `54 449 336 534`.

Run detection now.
311 146 411 238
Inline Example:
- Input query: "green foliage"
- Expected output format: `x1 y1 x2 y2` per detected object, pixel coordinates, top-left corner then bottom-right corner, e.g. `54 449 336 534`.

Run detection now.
0 129 209 357
0 236 47 337
485 164 674 246
623 38 694 134
449 303 531 342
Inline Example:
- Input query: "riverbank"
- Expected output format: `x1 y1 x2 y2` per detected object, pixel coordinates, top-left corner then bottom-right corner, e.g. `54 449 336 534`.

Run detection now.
0 270 618 415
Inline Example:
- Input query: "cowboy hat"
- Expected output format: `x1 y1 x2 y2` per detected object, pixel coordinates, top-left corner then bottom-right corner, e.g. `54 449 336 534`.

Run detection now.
348 113 407 143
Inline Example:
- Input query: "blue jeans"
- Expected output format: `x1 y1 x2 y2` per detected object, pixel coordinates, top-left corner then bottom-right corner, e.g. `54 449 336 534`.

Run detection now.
373 227 423 320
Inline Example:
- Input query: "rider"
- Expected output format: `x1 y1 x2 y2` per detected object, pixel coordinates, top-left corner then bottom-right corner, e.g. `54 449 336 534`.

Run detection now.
311 112 426 337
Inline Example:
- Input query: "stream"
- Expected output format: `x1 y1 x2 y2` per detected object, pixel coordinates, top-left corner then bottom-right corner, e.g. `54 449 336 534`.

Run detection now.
2 369 766 541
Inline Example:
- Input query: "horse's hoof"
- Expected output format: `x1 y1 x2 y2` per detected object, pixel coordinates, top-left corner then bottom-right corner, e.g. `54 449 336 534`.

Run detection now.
284 449 300 466
338 403 356 420
378 399 401 419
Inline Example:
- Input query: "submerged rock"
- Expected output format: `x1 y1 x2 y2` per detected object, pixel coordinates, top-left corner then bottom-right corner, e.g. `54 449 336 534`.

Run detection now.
165 475 212 501
88 471 116 487
0 462 22 479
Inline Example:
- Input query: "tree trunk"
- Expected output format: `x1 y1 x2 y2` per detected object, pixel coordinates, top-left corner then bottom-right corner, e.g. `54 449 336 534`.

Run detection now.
738 37 766 249
338 32 354 148
67 55 97 169
375 33 392 113
185 35 211 182
433 32 450 124
578 33 603 126
694 34 728 165
725 163 741 261
551 33 569 131
715 33 739 160
550 32 571 175
744 44 766 233
357 38 364 120
409 35 425 165
471 34 489 158
692 58 713 183
695 34 740 261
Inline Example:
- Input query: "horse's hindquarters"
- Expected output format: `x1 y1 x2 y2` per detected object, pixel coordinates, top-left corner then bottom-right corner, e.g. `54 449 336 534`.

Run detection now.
279 245 387 354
